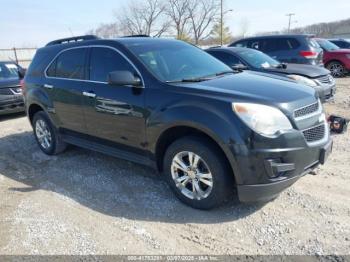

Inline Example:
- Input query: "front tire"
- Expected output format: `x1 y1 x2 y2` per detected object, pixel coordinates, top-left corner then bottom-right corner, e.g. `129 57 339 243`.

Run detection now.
163 136 234 209
327 61 347 78
32 111 67 155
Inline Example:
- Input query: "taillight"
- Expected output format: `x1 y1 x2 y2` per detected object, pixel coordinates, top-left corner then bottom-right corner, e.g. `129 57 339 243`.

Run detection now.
299 51 318 59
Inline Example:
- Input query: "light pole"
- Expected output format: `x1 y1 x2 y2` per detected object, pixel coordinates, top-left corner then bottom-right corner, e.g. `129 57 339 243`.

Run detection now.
220 0 233 46
286 13 295 33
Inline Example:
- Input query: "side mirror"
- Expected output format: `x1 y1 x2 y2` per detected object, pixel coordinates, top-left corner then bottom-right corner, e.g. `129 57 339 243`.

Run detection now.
231 64 248 71
18 68 26 79
108 70 142 87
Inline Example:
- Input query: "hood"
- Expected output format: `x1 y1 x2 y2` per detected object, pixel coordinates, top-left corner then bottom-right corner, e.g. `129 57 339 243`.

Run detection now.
177 72 317 110
0 78 20 89
263 63 330 78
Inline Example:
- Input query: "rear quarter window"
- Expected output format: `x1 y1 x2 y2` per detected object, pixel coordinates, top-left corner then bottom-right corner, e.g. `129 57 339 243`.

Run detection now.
46 48 87 80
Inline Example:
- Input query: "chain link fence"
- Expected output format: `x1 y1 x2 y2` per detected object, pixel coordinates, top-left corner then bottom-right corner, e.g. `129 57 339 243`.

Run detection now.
0 48 37 68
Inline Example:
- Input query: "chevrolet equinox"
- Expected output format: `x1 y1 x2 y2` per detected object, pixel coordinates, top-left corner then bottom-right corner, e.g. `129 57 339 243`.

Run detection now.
24 36 332 209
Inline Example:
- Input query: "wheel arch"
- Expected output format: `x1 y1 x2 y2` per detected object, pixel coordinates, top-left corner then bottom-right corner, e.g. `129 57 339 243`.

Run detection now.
28 103 45 124
154 124 239 184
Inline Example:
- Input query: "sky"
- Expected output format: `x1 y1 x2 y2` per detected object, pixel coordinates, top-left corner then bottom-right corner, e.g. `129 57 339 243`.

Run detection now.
1 0 350 48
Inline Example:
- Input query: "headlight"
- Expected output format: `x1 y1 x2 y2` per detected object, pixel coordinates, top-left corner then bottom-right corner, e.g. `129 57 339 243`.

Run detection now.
232 103 293 136
287 74 318 87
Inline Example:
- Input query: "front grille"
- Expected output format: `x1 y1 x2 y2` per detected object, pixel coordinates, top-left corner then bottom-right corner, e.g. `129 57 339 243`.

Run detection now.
294 102 319 119
316 75 333 84
303 124 325 143
0 88 13 95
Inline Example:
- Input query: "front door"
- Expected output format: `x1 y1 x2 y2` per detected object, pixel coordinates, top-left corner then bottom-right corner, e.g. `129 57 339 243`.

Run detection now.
82 46 146 151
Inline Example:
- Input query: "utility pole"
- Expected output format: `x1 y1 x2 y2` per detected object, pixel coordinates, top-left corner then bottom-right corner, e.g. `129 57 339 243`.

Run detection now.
220 0 233 46
286 13 295 33
220 0 223 46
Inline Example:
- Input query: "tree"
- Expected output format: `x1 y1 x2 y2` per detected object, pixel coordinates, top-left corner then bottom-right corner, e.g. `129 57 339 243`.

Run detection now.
116 0 170 37
211 22 232 45
166 0 191 40
188 0 220 44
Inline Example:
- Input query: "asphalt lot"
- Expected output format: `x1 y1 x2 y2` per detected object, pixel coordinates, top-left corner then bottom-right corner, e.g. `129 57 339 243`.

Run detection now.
0 78 350 255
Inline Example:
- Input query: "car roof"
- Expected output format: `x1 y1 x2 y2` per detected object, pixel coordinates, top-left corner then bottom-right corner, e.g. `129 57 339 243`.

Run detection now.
234 34 315 41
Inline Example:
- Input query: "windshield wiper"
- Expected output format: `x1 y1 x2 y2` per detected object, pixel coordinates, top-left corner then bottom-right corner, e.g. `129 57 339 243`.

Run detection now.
166 77 212 83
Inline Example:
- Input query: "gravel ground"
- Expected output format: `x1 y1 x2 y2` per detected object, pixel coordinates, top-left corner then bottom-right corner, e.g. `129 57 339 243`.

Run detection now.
0 78 350 256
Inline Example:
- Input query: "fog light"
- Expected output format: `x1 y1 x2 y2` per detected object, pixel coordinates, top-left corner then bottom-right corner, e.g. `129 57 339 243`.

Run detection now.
264 159 295 178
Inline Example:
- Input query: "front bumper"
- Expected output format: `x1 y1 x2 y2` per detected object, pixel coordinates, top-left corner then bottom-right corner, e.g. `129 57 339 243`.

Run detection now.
0 97 25 115
315 83 336 103
236 138 332 202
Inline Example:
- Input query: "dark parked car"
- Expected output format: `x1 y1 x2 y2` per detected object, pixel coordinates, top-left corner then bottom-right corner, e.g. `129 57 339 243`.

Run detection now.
328 39 350 49
0 61 25 115
315 38 350 77
206 47 336 102
24 36 332 209
230 34 324 66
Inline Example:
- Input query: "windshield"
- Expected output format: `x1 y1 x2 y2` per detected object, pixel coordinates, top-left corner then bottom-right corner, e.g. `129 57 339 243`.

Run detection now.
237 49 280 69
126 41 232 82
0 63 19 80
317 39 340 51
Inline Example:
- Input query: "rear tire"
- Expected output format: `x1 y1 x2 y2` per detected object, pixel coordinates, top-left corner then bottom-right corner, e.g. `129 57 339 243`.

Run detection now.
32 111 67 155
327 61 347 78
163 136 234 209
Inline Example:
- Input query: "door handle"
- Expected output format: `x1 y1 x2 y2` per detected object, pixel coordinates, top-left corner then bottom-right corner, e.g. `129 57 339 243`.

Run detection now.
43 84 54 89
83 91 96 98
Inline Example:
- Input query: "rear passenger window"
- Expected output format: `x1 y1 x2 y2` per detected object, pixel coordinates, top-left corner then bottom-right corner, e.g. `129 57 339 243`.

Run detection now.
53 48 87 79
89 47 135 82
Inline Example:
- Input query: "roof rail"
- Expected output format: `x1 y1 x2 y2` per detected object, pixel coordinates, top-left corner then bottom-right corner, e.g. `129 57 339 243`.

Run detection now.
46 35 99 46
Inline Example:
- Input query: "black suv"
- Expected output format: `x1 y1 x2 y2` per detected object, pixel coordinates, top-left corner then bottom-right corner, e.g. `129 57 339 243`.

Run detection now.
24 36 332 209
230 34 324 66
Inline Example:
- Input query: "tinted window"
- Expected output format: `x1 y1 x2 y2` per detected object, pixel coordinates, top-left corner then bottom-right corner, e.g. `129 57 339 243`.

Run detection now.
261 38 300 52
89 47 135 82
54 48 87 79
209 51 242 67
46 60 56 77
331 41 347 48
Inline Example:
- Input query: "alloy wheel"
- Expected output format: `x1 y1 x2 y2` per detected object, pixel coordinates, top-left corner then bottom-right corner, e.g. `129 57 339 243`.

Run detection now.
171 151 213 200
329 63 345 77
35 119 52 149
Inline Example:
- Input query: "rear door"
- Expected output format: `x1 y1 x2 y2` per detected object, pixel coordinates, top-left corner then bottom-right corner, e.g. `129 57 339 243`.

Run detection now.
81 46 146 150
45 47 88 133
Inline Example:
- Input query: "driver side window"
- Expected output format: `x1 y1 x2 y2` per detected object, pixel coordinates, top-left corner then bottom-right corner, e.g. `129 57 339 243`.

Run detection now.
89 47 135 82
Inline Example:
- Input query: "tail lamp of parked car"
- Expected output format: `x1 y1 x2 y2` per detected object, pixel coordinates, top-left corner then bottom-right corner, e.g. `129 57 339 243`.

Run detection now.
299 51 318 59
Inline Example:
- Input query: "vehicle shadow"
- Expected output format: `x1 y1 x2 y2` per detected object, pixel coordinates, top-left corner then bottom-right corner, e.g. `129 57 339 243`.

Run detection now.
0 112 26 122
0 131 265 224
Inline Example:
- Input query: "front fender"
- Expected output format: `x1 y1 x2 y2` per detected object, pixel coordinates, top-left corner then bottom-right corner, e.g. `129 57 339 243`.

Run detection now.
147 101 246 184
